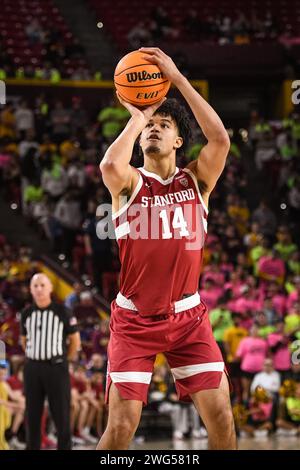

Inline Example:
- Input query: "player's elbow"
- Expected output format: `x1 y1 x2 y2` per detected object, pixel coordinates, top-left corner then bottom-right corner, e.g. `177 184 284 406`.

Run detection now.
99 155 118 175
214 131 230 151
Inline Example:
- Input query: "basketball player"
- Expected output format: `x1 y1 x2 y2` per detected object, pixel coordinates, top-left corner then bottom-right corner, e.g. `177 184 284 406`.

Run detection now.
97 47 237 450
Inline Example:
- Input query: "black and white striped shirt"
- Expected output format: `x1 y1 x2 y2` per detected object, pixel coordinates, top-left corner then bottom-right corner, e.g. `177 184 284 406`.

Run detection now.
20 302 78 361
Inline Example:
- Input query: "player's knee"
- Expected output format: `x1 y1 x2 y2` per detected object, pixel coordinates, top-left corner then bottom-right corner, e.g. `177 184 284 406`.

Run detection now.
212 402 234 431
108 418 137 442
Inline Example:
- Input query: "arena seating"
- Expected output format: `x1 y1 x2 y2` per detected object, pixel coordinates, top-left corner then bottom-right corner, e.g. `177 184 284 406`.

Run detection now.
0 0 88 76
88 0 300 49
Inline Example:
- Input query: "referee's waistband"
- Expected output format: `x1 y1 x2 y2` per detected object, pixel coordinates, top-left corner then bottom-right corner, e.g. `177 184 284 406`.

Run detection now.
116 291 201 314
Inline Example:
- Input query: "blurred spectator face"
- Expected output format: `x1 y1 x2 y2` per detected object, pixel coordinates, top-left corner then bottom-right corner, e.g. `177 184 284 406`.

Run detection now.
250 222 260 233
277 226 291 243
79 291 93 306
246 275 256 288
90 353 104 369
293 277 300 292
275 321 284 333
295 383 300 398
237 253 247 265
256 312 267 326
73 282 83 295
267 282 279 296
30 273 52 305
232 314 240 326
263 359 274 373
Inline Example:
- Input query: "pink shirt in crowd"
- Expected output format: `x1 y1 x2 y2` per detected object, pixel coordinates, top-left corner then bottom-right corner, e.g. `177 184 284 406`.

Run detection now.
228 297 262 314
287 291 299 311
267 333 290 370
202 270 225 286
224 281 244 299
258 256 286 281
236 337 268 373
200 287 224 311
271 294 287 317
251 402 273 421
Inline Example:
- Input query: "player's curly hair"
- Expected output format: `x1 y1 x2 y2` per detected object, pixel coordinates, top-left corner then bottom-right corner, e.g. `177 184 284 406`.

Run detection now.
154 98 192 156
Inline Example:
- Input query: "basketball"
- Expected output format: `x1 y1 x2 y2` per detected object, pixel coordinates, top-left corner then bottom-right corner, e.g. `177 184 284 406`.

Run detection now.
114 50 171 107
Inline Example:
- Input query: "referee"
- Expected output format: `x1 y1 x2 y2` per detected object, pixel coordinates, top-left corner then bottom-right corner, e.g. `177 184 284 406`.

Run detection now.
20 273 81 450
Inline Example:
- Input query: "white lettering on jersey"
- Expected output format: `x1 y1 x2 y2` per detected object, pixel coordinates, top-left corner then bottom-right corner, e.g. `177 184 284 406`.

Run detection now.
140 188 195 208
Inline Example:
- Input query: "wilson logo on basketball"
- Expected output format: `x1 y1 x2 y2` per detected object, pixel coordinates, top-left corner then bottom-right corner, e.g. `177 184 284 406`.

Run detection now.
126 71 164 83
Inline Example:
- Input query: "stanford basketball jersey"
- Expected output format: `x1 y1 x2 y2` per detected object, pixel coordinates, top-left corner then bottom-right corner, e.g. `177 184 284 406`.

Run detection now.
113 167 208 316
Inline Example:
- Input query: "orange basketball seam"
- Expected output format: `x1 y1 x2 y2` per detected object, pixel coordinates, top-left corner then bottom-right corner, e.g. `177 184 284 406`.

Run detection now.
115 80 169 88
114 63 156 77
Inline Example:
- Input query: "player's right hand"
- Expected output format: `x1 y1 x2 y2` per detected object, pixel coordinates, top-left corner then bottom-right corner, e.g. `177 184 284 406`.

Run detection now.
116 91 166 126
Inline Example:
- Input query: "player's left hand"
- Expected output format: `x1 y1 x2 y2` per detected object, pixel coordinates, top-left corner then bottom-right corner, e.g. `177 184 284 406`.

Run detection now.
139 47 183 85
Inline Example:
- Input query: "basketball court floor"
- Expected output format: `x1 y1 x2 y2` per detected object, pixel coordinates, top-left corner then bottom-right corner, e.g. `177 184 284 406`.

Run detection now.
74 436 300 450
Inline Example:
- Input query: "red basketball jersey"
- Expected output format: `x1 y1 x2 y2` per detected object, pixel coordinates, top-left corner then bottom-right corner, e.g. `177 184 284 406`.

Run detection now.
113 167 208 316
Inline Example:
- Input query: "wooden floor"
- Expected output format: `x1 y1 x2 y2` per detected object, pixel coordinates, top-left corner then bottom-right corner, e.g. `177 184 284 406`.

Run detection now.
128 436 300 450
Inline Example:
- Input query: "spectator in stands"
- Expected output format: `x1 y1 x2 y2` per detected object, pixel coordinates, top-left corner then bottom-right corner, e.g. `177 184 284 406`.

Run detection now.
200 278 223 311
70 364 98 444
236 324 268 402
287 276 300 310
73 291 99 326
0 360 25 450
249 235 271 276
14 101 34 139
54 190 83 259
274 226 297 262
184 9 200 40
276 382 300 435
239 386 273 437
150 6 179 40
264 282 287 318
25 18 45 44
284 301 300 340
70 97 88 135
252 200 277 238
267 320 291 378
256 311 275 339
209 296 233 357
287 250 300 276
223 314 248 402
250 359 281 397
50 101 71 144
127 21 152 49
82 199 112 293
64 282 84 310
91 320 110 360
41 152 68 201
258 248 286 286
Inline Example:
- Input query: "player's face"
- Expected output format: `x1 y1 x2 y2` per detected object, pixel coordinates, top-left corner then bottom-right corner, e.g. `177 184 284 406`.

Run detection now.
140 114 183 157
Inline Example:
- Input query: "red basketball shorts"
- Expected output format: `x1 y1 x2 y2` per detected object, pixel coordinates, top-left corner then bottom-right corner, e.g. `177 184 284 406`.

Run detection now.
105 300 225 405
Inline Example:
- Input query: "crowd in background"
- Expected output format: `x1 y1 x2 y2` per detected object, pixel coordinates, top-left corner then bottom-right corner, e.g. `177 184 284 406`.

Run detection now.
1 92 300 446
127 7 285 49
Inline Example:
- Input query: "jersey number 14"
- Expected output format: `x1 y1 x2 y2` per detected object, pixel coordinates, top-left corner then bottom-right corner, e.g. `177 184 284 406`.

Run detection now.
159 207 189 239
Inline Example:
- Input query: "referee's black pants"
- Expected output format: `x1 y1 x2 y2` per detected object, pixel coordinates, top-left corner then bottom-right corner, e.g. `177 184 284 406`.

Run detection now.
24 359 71 450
